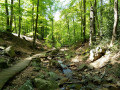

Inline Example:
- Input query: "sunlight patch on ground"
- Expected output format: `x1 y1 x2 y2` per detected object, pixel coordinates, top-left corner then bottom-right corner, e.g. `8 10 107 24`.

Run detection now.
60 47 69 51
90 54 110 68
71 55 82 62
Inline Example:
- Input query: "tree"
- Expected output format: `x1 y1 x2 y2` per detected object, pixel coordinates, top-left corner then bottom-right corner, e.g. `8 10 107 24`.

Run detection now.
89 6 94 46
100 0 103 38
79 1 83 40
10 0 13 32
83 0 86 42
32 2 34 38
5 0 10 32
111 0 118 45
33 0 39 46
18 0 21 37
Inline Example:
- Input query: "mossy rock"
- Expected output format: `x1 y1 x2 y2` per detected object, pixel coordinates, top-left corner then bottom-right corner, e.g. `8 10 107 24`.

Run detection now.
18 80 33 90
31 61 41 67
33 78 58 90
78 64 87 71
4 46 15 57
48 72 60 81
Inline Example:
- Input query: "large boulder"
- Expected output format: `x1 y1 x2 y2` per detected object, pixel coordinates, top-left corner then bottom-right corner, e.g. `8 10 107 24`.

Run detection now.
89 47 106 62
33 78 58 90
4 46 15 57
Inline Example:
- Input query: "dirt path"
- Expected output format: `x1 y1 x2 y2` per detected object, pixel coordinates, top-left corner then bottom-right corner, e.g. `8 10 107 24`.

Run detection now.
0 52 46 90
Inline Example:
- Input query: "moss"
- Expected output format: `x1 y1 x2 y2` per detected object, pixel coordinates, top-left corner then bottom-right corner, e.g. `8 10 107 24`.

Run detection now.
34 78 58 90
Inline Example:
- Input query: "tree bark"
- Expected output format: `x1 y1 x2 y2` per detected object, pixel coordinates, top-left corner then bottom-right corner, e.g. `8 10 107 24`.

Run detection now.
111 0 118 45
5 0 10 32
73 17 76 44
14 16 17 33
10 0 13 32
32 3 34 38
79 1 83 40
52 18 54 43
93 0 97 41
89 6 94 46
18 0 21 37
100 0 103 38
33 0 39 46
67 17 70 44
83 0 86 42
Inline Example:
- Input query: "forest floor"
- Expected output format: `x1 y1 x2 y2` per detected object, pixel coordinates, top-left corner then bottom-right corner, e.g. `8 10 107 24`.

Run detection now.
0 32 120 90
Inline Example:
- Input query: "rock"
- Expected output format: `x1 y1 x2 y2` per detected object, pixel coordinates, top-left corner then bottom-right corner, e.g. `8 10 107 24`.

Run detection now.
4 46 15 57
33 78 58 90
18 80 33 90
89 47 106 62
117 81 120 86
31 58 41 67
48 72 60 81
93 76 101 84
59 77 69 85
78 64 87 71
106 76 114 82
90 54 110 68
31 61 41 67
87 65 94 70
0 46 5 50
0 58 8 69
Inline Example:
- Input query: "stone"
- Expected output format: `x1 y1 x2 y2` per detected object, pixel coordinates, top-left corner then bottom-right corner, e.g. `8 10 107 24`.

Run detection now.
106 76 114 82
0 46 5 50
89 47 106 62
18 80 33 90
4 46 15 57
33 78 58 90
93 76 101 84
48 72 60 81
90 54 110 68
78 64 87 71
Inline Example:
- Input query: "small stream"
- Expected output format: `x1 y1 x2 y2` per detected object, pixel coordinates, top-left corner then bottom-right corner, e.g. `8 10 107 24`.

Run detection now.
58 60 78 90
58 60 73 79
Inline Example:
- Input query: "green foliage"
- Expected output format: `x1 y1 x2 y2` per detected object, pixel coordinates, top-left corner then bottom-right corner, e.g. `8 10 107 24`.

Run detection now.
0 0 119 48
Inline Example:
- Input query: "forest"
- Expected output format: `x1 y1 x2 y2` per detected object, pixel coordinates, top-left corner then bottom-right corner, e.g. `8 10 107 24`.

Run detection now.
0 0 120 90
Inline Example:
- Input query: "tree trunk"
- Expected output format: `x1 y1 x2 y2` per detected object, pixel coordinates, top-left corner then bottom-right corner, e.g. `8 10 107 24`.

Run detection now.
33 0 39 46
5 0 10 32
67 18 70 44
79 1 83 40
41 25 44 40
93 0 97 41
32 3 34 38
14 16 17 33
52 18 54 43
89 6 94 46
100 0 103 38
111 0 118 45
73 17 76 44
83 0 86 42
10 0 13 32
18 0 21 37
